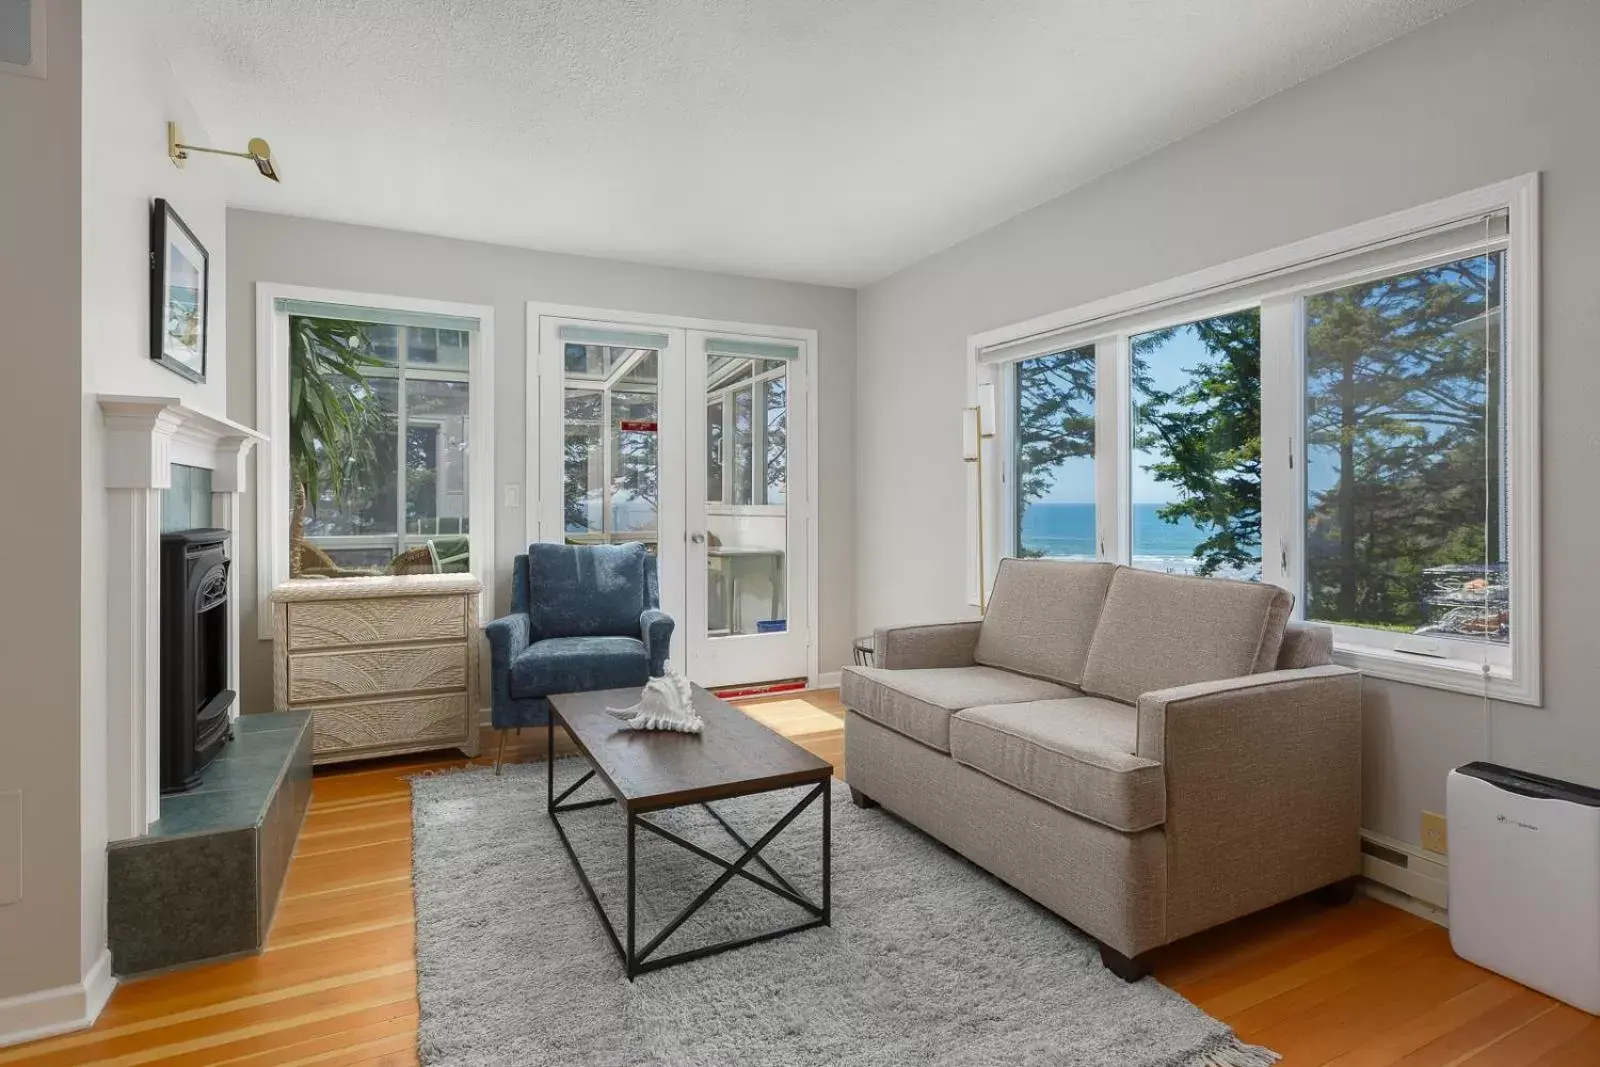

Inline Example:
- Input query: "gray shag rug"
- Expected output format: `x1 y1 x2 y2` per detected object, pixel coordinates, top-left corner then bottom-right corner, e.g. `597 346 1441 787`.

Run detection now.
411 760 1277 1067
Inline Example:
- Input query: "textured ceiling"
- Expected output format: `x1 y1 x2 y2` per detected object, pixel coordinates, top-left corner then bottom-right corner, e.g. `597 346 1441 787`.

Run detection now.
151 0 1469 287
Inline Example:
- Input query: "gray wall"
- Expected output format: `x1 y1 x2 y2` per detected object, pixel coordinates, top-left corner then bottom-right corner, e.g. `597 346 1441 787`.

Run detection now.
0 0 85 1003
227 210 857 714
855 0 1600 847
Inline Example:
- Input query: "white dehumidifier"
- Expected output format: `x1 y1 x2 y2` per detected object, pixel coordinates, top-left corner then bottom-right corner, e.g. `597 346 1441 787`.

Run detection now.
1447 762 1600 1014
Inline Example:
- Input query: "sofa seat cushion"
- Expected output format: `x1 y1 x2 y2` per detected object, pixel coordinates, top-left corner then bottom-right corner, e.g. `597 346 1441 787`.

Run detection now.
1080 568 1295 705
974 559 1116 686
509 636 650 699
840 666 1077 753
949 698 1166 832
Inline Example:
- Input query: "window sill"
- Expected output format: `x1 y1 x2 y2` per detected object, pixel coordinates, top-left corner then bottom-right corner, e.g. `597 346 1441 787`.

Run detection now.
1331 643 1539 707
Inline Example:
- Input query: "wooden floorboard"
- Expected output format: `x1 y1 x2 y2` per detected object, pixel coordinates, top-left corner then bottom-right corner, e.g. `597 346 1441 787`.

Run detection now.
4 687 1593 1066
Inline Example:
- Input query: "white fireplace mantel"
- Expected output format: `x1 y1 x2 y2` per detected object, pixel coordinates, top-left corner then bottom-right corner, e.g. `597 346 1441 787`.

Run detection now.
99 395 266 840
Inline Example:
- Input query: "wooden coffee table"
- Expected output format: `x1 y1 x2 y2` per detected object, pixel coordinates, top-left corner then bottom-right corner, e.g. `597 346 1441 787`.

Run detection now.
545 684 833 979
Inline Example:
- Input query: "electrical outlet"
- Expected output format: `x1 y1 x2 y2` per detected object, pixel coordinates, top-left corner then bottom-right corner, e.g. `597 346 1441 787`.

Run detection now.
0 790 20 906
1421 810 1448 855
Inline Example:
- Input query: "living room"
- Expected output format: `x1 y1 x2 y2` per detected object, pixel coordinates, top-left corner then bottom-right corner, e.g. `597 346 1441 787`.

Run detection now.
3 0 1598 1064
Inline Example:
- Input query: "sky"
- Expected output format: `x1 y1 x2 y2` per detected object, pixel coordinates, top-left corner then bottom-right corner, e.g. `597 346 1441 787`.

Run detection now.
1035 325 1214 505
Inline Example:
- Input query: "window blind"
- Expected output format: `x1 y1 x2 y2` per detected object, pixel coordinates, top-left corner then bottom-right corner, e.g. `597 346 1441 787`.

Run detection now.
556 325 670 350
275 298 480 333
703 337 802 361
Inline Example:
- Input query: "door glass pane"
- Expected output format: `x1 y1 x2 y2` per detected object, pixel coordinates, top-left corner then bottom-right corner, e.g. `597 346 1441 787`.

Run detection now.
731 387 754 507
1130 311 1262 579
1015 345 1096 558
562 390 603 540
612 386 659 540
707 401 724 503
705 355 786 638
763 376 787 506
1304 251 1506 642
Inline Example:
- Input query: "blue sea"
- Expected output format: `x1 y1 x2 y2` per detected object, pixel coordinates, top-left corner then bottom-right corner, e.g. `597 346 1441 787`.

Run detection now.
1019 501 1259 578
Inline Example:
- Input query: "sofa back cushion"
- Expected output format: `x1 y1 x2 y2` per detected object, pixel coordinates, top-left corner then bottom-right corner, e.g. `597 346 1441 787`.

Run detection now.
525 541 648 642
1080 568 1294 704
974 559 1115 686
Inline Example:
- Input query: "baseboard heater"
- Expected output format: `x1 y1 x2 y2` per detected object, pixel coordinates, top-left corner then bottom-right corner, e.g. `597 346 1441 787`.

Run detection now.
1448 762 1600 1015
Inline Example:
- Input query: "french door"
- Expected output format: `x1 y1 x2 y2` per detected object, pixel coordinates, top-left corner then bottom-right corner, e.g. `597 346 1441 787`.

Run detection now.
533 310 811 688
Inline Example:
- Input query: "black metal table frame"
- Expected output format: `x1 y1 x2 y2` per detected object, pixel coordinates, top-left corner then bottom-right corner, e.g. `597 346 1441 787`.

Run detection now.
545 717 832 980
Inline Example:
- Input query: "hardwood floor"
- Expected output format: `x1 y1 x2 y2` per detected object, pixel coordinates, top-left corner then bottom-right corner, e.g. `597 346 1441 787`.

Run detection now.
4 690 1594 1066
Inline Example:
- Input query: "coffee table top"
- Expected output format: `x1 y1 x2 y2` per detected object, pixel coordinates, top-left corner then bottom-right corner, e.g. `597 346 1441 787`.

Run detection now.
548 684 833 813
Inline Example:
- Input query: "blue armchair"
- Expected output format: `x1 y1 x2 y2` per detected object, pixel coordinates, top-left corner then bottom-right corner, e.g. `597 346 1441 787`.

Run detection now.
484 542 674 772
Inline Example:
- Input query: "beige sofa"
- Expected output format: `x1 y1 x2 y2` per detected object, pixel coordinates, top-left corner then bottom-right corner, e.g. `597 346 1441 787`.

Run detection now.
841 559 1362 979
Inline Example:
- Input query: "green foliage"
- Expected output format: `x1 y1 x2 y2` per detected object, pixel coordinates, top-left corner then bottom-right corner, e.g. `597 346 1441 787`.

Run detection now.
288 317 387 517
1303 253 1502 630
1014 347 1096 541
1133 313 1262 576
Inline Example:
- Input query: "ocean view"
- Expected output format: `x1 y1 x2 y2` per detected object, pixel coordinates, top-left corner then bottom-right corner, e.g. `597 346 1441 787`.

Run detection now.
1019 501 1260 578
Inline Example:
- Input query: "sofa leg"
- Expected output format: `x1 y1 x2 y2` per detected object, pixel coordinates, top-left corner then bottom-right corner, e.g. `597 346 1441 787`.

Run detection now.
494 730 508 776
849 786 878 809
1310 876 1359 906
1098 944 1150 982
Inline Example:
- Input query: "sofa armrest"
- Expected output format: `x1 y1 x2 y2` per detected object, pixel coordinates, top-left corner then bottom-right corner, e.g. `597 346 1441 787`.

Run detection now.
872 620 982 670
640 609 674 677
1135 665 1363 941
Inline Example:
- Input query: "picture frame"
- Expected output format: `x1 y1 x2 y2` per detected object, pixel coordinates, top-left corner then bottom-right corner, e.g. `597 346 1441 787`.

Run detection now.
150 198 209 383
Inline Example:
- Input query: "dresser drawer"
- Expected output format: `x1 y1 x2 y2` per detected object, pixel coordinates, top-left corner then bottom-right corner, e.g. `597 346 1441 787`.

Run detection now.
288 645 467 703
312 693 470 757
287 595 465 650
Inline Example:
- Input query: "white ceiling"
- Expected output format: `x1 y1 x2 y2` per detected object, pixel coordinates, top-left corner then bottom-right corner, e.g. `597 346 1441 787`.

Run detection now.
151 0 1469 287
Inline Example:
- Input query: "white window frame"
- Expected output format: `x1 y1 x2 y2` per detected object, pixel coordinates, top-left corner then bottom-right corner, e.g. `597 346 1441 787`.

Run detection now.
254 283 496 637
969 174 1541 705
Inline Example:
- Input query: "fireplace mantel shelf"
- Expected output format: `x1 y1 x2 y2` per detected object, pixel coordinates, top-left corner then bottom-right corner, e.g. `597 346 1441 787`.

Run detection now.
99 394 267 491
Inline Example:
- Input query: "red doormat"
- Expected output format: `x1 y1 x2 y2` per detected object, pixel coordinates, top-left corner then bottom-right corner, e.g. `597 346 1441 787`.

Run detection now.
711 679 808 700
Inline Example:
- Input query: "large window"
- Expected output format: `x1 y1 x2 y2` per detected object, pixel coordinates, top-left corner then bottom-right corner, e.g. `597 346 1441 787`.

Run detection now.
984 176 1537 702
1303 252 1506 645
287 315 474 577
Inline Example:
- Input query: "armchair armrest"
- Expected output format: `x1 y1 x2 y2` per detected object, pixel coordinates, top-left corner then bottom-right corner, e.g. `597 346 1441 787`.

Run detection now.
483 612 531 672
1135 665 1363 940
641 608 674 677
872 620 982 670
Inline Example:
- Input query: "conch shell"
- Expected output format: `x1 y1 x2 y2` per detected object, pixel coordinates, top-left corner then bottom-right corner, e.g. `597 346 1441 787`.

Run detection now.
607 670 704 733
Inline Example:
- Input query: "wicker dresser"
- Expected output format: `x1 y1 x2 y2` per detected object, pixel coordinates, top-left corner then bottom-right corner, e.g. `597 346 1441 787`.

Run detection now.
270 574 482 765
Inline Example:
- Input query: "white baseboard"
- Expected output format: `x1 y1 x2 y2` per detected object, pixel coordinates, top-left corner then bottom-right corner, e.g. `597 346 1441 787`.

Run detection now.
810 672 841 690
0 949 115 1049
1360 828 1449 923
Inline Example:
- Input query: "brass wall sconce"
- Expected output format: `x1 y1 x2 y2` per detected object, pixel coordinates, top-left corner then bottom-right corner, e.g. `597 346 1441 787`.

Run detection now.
167 122 280 182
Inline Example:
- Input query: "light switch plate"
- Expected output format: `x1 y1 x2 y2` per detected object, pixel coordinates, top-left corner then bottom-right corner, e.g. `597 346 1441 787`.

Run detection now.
504 483 520 509
0 789 20 906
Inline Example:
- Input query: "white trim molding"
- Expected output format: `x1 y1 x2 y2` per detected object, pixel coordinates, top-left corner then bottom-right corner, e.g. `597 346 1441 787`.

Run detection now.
0 950 114 1050
254 284 496 639
966 174 1541 705
99 396 264 840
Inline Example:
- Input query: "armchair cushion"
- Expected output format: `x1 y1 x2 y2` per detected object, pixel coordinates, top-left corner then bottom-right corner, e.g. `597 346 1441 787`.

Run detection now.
840 664 1075 753
1081 568 1294 704
509 636 650 699
526 542 649 642
951 697 1165 833
974 559 1115 686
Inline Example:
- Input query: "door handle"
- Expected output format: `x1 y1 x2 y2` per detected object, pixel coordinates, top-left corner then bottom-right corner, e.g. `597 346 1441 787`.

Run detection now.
688 532 706 544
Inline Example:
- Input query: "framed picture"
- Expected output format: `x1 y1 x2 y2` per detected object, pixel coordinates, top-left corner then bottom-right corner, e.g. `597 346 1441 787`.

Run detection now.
150 198 209 383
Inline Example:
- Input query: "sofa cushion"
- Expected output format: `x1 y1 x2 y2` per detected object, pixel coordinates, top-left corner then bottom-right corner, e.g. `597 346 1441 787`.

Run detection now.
949 698 1166 833
840 665 1076 753
974 559 1115 686
509 636 650 699
526 542 648 642
1080 568 1295 705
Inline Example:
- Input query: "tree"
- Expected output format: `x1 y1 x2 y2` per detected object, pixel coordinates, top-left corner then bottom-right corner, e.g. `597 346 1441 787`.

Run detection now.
1133 313 1262 576
1303 254 1500 630
287 317 386 575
